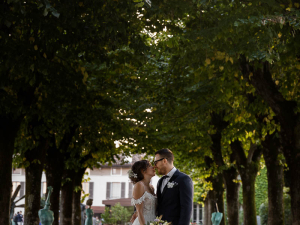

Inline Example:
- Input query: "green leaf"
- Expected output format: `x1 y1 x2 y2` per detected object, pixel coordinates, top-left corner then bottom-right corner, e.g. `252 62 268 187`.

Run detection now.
135 2 144 7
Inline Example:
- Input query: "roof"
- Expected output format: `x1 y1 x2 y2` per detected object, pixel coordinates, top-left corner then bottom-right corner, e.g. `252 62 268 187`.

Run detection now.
102 198 132 207
91 206 105 214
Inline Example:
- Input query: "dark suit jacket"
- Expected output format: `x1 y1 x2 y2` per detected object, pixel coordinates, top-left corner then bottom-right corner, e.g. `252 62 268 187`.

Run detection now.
157 170 193 225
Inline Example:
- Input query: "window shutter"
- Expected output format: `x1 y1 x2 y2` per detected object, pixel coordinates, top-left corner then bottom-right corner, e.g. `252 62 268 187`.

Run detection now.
121 182 126 198
20 182 25 197
89 182 94 199
106 182 111 199
128 183 133 198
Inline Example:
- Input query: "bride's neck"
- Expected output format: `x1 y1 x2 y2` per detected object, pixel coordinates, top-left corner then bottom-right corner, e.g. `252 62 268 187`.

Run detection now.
142 176 151 185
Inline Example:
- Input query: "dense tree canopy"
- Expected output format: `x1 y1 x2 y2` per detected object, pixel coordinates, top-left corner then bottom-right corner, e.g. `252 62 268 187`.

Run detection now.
1 0 300 225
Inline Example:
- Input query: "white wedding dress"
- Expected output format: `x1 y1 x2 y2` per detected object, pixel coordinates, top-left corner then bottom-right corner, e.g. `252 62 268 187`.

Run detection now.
131 182 157 225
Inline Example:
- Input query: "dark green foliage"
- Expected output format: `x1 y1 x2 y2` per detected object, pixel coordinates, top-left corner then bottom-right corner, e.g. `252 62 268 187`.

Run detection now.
255 168 268 214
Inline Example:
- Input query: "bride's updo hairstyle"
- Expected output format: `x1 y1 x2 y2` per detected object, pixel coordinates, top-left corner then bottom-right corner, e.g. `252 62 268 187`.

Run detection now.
129 160 151 184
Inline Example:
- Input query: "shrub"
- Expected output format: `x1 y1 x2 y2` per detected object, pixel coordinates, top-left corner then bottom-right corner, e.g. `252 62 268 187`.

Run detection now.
101 203 132 225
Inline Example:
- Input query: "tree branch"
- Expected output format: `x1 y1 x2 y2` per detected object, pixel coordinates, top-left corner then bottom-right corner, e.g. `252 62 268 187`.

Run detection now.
210 112 229 167
230 140 247 167
240 56 297 137
247 143 257 164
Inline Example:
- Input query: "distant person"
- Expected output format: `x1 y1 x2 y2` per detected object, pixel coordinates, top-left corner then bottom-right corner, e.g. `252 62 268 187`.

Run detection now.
13 213 18 225
17 211 24 225
95 216 100 225
85 199 94 225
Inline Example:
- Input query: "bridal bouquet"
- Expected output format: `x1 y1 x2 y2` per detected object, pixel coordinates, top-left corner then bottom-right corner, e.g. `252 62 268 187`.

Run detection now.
148 215 171 225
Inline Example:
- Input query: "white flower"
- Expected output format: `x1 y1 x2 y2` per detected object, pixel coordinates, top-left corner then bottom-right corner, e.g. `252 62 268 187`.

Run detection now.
128 169 137 178
163 222 168 225
167 181 178 188
150 223 154 225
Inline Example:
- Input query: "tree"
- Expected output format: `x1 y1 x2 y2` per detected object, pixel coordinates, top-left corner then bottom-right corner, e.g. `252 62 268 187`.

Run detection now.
1 0 150 224
135 0 300 223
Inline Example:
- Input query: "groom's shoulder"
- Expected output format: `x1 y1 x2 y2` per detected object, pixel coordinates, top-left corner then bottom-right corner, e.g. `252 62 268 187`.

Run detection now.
176 170 192 180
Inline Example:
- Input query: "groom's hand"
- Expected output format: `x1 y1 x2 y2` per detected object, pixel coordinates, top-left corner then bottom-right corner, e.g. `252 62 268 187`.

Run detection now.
130 212 137 223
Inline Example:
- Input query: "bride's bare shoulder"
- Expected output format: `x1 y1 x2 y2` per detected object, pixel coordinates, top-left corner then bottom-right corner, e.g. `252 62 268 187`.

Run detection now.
133 182 145 199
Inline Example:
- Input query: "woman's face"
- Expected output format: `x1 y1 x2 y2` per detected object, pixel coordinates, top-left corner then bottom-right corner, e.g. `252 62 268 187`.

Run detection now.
143 164 156 177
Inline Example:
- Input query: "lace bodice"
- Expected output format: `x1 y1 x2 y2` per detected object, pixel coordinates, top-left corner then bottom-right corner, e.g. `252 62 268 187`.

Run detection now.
131 190 157 225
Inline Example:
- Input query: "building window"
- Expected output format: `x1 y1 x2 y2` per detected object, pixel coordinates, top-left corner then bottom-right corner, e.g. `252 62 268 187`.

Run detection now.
192 203 204 224
128 183 133 198
112 168 121 175
82 182 89 197
193 203 197 223
106 182 126 199
111 182 121 199
199 204 203 224
81 182 94 199
12 168 21 175
12 182 21 197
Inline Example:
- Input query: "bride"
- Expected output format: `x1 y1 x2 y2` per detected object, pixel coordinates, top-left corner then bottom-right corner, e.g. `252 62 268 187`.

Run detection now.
129 160 157 225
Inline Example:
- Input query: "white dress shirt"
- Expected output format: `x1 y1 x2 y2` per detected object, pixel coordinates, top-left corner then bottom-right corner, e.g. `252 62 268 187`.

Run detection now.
160 167 177 193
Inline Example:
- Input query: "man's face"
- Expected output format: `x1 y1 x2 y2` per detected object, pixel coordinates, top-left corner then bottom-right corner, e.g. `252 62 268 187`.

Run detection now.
154 154 167 175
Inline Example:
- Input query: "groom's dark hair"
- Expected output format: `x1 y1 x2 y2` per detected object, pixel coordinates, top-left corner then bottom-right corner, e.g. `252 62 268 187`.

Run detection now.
155 148 174 163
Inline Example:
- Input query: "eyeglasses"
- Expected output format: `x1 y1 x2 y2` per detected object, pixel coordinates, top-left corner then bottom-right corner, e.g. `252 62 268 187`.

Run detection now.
154 158 167 166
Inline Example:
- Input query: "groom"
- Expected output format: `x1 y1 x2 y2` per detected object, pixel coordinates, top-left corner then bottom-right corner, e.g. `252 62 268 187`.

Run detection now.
154 148 193 225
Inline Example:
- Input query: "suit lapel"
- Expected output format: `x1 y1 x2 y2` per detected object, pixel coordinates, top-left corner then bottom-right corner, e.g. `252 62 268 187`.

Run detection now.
157 177 163 201
161 169 180 197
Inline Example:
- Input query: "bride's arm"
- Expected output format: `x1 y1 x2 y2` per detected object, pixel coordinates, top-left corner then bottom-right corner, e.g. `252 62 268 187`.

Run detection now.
133 182 146 225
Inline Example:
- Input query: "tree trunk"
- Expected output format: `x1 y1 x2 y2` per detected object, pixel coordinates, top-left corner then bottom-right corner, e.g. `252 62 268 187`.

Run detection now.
204 195 208 225
204 185 224 225
212 173 225 225
45 136 65 225
24 138 48 225
223 168 240 225
262 133 284 225
204 190 214 225
72 188 82 225
230 141 262 225
241 170 257 225
288 157 300 225
72 168 86 225
204 157 225 225
0 116 21 225
60 169 75 225
46 125 78 225
210 112 238 225
240 58 300 224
